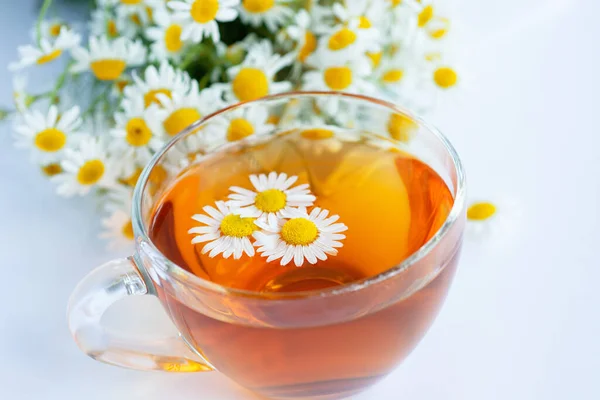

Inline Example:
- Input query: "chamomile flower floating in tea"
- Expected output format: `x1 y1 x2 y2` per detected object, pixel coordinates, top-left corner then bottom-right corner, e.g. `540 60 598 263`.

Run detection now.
254 207 348 267
53 136 115 197
13 105 82 163
70 36 146 81
9 27 81 70
228 172 316 222
124 62 192 109
238 0 294 32
189 201 257 259
168 0 240 43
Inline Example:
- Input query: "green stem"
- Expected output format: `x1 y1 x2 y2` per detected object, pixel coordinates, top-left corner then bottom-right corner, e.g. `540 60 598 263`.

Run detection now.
49 61 73 104
84 85 112 117
36 0 53 46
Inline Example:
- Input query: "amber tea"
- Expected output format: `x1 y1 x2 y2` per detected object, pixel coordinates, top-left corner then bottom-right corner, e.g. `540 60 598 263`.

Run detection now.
148 128 458 398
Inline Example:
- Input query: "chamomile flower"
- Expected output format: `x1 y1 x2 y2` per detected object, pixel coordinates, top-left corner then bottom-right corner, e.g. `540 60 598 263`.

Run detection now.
111 97 164 168
148 83 224 138
100 208 135 250
374 50 417 95
168 0 240 43
206 105 274 143
90 8 137 39
311 20 379 65
254 207 347 267
9 28 81 70
70 36 147 81
99 0 159 27
13 105 82 163
124 62 192 109
415 1 450 40
227 172 316 223
302 56 373 114
145 8 188 61
285 10 317 63
295 124 359 155
33 19 69 41
238 0 294 32
53 136 116 197
221 40 293 103
466 196 524 251
189 201 256 259
331 0 386 37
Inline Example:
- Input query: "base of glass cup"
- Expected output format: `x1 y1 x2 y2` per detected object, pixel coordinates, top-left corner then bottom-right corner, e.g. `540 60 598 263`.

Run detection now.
251 375 382 400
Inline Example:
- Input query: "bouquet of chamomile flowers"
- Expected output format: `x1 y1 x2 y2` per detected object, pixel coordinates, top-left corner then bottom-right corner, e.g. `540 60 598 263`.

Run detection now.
8 0 457 249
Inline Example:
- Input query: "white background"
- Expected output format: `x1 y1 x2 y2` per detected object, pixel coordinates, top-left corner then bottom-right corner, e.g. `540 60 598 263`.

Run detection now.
1 0 599 399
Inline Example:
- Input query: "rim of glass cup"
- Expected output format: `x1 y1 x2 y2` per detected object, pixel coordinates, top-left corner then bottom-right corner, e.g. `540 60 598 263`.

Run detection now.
132 91 466 299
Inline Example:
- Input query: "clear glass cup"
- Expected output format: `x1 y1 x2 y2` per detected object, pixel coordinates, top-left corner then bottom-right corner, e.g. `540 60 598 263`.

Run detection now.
67 92 466 400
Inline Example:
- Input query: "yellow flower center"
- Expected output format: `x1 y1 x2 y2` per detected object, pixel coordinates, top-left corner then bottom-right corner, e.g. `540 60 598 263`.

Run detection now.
37 49 62 65
146 6 154 22
467 202 497 221
366 51 382 67
125 117 152 146
41 163 63 176
90 59 127 81
49 23 62 37
120 167 143 187
301 128 334 140
227 118 255 141
281 218 318 246
107 20 118 38
266 114 280 125
121 0 142 4
122 220 134 239
382 69 404 83
418 5 434 27
323 66 353 90
35 128 67 152
190 0 219 23
144 88 172 108
130 14 142 26
389 0 402 7
387 113 417 142
243 0 274 13
298 31 317 62
165 24 183 52
77 159 105 185
219 214 256 238
358 16 371 29
255 189 287 213
163 108 201 136
433 67 458 89
114 79 129 93
328 28 357 51
232 68 269 102
430 28 448 39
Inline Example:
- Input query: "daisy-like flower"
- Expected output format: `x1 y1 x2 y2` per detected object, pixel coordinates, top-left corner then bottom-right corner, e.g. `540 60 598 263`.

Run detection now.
302 55 374 114
189 201 256 259
70 36 147 81
374 50 417 95
285 10 317 63
146 8 188 61
221 40 293 103
9 27 80 70
466 196 524 252
124 62 192 109
206 105 274 144
32 19 69 41
12 75 30 113
147 82 224 138
99 0 159 27
100 208 135 250
228 172 316 223
310 19 379 65
254 207 348 267
110 97 164 168
90 8 137 39
53 136 116 197
238 0 294 32
13 105 82 163
331 0 386 38
168 0 240 43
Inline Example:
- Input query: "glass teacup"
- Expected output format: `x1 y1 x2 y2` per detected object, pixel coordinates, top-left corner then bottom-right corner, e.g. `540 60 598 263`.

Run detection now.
68 92 466 400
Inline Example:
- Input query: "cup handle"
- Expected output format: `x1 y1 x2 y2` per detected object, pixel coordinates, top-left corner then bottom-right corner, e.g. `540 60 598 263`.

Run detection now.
67 257 213 372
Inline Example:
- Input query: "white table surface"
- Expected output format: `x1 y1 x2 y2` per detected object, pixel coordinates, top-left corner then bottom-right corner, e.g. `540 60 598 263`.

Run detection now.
1 0 599 399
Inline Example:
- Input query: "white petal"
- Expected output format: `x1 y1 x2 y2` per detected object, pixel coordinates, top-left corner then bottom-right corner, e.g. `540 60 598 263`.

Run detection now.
188 226 218 234
303 247 318 264
191 214 217 225
216 7 238 22
281 245 295 266
242 237 255 257
229 186 256 196
293 246 304 267
191 232 220 243
204 205 224 220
